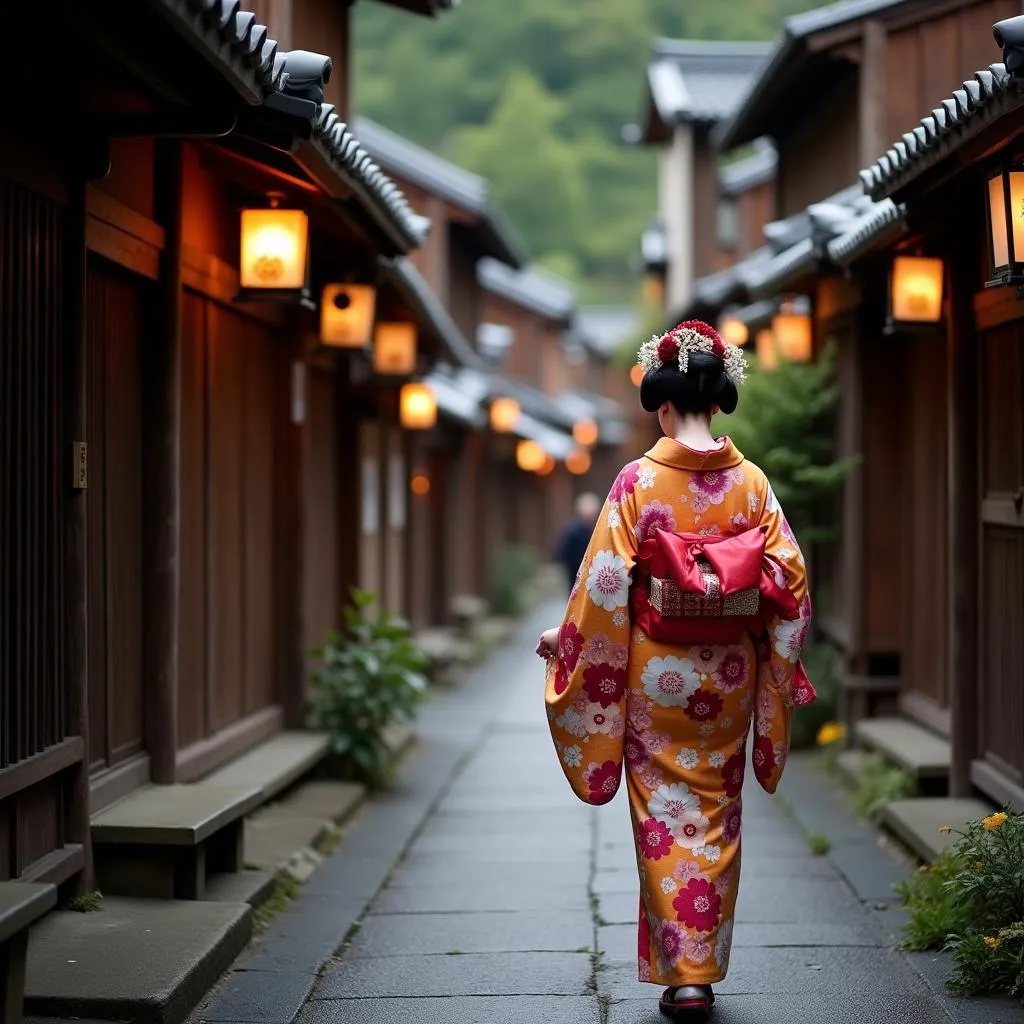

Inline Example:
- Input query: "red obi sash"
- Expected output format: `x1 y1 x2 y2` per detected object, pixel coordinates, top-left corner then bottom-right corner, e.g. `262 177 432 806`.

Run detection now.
630 527 800 645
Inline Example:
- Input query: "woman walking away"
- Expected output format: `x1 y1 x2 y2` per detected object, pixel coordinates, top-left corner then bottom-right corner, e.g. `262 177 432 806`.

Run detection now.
536 321 815 1021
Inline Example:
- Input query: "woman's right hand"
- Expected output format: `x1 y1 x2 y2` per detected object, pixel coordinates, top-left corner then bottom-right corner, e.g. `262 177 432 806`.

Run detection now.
536 627 560 660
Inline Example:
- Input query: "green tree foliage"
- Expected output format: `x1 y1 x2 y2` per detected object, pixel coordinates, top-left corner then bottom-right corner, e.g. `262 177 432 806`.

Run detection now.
712 343 858 542
352 0 825 291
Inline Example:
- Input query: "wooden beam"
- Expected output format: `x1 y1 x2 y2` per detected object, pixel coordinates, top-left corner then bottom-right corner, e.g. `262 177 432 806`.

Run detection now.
144 140 184 785
62 179 93 894
946 225 980 799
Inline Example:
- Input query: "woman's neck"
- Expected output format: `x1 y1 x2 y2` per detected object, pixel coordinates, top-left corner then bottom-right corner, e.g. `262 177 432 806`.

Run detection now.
672 415 719 452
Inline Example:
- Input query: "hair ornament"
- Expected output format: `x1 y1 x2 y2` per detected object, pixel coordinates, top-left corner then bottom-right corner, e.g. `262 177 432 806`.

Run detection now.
637 320 747 386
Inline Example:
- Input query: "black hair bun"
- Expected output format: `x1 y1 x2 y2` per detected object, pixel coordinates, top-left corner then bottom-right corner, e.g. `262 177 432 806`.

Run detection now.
639 351 738 416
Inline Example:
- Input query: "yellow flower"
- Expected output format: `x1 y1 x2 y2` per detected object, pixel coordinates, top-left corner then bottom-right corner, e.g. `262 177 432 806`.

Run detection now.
816 722 846 746
985 936 1002 950
982 812 1008 831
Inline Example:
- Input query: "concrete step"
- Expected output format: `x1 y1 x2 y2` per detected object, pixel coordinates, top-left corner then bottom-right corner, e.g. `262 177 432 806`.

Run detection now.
202 731 330 802
854 716 951 780
881 797 995 863
204 869 277 909
244 780 366 874
24 897 250 1024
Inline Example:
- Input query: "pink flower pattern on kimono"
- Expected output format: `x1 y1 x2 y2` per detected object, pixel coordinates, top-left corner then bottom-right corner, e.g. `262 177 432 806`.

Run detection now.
713 648 750 692
609 461 640 502
625 731 652 771
559 622 585 672
721 805 742 846
655 920 686 966
687 467 744 515
627 690 654 731
729 512 749 531
635 500 677 542
684 937 712 964
639 729 672 756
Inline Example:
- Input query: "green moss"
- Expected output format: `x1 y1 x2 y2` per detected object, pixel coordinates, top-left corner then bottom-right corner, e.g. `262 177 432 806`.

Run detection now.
66 891 103 913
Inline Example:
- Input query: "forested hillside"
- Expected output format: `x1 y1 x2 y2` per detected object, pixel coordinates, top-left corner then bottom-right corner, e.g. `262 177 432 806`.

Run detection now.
353 0 824 298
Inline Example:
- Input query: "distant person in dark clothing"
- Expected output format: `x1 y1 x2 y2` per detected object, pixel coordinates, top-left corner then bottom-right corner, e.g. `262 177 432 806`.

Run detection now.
555 492 601 593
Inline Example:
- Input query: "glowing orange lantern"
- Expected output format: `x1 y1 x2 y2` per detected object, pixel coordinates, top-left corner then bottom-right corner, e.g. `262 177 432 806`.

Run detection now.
572 419 599 447
373 322 417 375
630 364 645 387
399 383 436 430
516 440 546 472
890 256 944 324
719 316 749 347
755 328 777 372
490 397 521 433
410 473 430 496
240 201 309 292
565 448 592 475
320 284 376 347
771 313 812 364
537 454 557 476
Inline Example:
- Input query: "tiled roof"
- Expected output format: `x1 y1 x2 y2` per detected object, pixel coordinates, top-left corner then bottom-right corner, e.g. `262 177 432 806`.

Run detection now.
576 306 639 359
152 0 428 250
719 140 777 196
645 39 772 127
717 0 912 150
827 198 906 265
478 259 576 324
353 117 528 266
860 63 1020 200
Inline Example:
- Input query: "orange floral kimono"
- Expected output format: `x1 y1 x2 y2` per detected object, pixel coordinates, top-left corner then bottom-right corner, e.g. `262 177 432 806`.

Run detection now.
544 437 812 987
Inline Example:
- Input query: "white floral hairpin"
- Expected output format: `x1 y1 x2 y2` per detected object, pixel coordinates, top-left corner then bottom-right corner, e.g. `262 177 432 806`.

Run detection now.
636 320 747 386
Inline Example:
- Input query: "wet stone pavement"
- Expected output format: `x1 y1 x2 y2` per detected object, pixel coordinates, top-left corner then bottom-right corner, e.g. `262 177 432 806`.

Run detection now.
191 600 1021 1024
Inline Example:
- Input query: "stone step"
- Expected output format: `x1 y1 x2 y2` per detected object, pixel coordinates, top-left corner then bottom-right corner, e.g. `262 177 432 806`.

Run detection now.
202 731 331 802
24 897 250 1024
244 780 366 874
881 797 996 863
854 716 951 779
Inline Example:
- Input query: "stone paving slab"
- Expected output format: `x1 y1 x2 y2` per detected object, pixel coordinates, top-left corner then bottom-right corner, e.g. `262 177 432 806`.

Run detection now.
194 970 316 1023
601 945 927 1000
384 858 587 891
371 881 589 915
297 995 601 1024
313 952 594 999
608 993 958 1023
346 911 595 958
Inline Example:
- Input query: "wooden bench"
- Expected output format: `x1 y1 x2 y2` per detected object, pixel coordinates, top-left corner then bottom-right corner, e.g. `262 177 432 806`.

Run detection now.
92 784 262 900
1 881 56 1024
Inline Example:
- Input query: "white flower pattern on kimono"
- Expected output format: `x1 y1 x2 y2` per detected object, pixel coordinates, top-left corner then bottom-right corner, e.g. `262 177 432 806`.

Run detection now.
611 611 628 628
672 809 711 850
660 876 679 894
699 844 722 864
586 551 630 611
637 466 657 490
641 656 701 707
676 747 700 770
773 595 811 663
555 707 589 737
715 920 734 971
583 702 619 734
563 744 582 768
607 505 622 529
648 782 700 825
708 751 726 768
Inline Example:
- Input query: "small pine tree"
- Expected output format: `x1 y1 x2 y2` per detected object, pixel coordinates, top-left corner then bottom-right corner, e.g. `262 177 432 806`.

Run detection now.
714 341 858 543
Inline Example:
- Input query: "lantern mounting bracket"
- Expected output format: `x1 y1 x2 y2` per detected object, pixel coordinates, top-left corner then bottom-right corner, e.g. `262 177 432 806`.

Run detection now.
236 287 316 311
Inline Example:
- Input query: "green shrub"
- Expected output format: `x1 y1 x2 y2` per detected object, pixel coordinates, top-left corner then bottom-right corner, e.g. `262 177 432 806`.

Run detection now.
490 544 539 618
306 590 428 788
852 756 915 821
895 849 969 951
807 832 832 856
896 810 1024 1003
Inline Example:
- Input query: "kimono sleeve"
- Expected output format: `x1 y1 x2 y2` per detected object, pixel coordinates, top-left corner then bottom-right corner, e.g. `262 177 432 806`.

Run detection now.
544 482 638 806
751 478 812 794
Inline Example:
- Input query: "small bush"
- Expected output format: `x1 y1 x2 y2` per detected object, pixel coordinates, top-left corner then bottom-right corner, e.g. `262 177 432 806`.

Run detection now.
66 891 103 913
852 756 915 821
490 544 539 618
895 849 968 951
307 590 429 788
807 832 832 856
895 809 1024 1003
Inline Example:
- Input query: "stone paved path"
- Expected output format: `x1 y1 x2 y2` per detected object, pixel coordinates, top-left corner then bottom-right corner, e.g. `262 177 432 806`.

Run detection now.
277 597 976 1024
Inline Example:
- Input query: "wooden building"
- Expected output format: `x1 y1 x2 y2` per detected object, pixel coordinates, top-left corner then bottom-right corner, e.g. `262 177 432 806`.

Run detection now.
676 0 1024 834
0 0 470 902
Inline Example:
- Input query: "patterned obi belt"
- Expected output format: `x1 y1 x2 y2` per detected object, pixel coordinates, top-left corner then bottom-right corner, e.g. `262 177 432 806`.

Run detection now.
630 527 797 645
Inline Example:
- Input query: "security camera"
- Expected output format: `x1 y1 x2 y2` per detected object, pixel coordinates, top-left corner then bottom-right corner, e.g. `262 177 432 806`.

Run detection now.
282 51 333 103
994 16 1024 77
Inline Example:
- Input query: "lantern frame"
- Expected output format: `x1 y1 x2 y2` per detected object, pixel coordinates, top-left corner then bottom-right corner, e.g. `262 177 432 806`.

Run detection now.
372 321 418 376
984 163 1024 289
320 283 378 349
399 382 437 431
237 193 314 308
884 254 945 334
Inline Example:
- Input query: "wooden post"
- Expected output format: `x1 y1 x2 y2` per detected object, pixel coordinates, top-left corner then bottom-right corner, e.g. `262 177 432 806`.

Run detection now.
946 235 980 798
144 141 184 784
859 21 887 169
63 178 93 892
